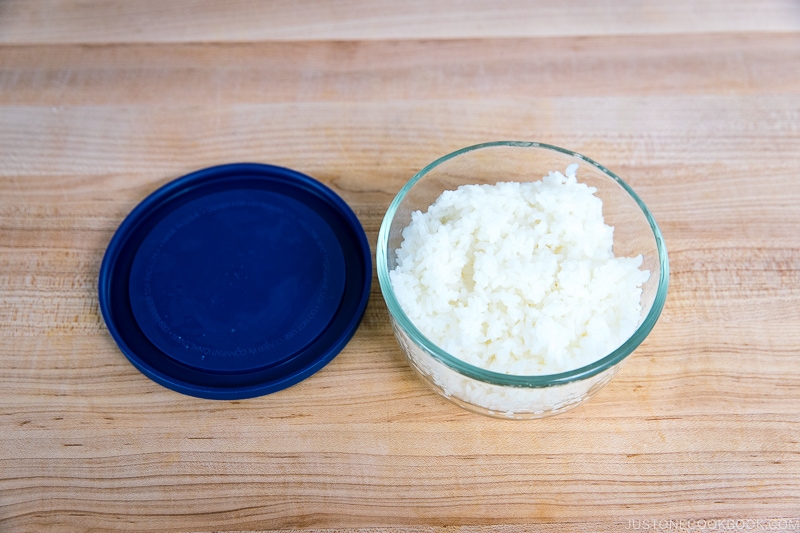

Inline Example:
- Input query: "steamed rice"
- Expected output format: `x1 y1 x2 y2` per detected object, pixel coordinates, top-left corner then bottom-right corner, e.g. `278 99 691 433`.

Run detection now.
390 164 650 375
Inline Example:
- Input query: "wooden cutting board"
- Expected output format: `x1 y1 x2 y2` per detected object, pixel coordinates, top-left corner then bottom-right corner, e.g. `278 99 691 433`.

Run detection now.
1 1 800 531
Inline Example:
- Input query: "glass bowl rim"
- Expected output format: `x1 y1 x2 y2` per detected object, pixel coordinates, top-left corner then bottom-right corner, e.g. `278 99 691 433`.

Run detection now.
376 140 669 388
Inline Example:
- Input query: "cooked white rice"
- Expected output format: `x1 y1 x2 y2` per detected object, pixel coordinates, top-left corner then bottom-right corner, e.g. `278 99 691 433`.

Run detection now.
390 164 650 375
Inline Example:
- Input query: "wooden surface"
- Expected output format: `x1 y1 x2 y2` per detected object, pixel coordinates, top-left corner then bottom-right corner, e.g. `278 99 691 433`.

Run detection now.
2 2 800 531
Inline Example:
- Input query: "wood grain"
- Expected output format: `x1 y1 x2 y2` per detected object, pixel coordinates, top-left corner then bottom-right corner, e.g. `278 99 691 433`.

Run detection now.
1 0 799 44
3 34 800 106
2 1 800 532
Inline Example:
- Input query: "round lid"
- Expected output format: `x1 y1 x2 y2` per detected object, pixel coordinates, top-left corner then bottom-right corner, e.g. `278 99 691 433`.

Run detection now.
98 163 372 399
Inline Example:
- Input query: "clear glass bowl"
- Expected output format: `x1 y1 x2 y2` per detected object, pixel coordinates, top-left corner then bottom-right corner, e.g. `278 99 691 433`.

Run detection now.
377 141 669 419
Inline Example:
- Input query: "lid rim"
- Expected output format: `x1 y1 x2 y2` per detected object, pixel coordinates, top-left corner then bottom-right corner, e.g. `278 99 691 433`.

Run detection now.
98 163 372 400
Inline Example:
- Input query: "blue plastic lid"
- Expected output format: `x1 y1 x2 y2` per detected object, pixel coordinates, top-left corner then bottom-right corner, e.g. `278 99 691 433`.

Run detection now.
98 163 372 399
